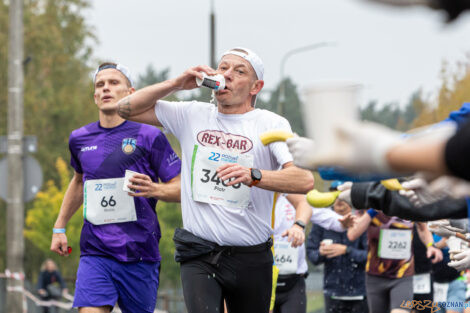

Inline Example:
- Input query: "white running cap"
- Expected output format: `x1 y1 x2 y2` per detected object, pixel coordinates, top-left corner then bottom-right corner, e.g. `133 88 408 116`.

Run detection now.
221 47 264 80
93 63 134 87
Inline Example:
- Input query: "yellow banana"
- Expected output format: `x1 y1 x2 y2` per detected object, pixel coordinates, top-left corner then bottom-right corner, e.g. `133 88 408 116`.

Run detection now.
259 130 294 145
380 178 404 191
306 189 341 208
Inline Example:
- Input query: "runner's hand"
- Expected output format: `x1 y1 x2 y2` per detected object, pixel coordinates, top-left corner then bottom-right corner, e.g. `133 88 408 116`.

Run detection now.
281 224 305 248
128 173 161 198
426 245 443 264
51 233 70 257
339 212 356 229
173 65 217 91
285 136 317 170
216 164 252 187
448 250 470 271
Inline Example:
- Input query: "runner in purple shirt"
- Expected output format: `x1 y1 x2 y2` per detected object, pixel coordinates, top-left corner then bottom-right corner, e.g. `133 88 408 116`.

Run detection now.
50 62 181 313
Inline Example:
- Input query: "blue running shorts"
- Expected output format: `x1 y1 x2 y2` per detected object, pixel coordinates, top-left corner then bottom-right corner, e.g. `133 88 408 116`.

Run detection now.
73 256 160 313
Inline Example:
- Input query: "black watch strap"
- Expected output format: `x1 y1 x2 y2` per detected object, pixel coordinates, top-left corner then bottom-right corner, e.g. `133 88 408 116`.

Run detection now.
294 220 306 230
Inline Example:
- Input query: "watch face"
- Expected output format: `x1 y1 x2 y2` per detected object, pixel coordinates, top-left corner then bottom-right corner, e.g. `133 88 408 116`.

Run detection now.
251 168 262 181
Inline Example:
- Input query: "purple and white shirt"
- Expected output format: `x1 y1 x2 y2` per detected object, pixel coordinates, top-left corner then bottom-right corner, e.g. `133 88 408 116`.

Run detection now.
69 120 181 262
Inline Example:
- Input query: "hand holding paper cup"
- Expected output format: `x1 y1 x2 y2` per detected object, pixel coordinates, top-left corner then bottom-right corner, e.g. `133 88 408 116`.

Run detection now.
123 169 140 193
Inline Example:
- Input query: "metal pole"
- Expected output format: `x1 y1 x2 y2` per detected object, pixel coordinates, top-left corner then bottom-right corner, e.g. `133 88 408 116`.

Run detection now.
210 0 216 69
7 0 25 311
278 42 335 115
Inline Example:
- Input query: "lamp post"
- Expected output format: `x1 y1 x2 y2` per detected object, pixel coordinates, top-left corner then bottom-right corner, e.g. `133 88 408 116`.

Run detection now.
278 42 335 115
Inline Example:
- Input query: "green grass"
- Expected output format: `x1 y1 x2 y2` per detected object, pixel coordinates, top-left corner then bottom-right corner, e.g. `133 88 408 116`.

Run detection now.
307 290 324 313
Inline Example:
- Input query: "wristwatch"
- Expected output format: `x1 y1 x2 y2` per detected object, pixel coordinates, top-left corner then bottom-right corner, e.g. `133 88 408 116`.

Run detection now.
294 220 306 230
249 168 262 187
346 246 352 254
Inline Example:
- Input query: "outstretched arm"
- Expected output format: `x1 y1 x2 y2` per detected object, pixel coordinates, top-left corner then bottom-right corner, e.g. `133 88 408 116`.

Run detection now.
217 162 314 194
117 66 217 126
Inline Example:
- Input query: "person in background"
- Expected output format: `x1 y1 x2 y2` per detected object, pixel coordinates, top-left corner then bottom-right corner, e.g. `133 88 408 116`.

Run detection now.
37 259 68 313
307 183 369 313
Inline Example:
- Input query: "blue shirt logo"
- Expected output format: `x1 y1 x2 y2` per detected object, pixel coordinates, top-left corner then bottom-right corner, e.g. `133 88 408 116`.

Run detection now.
122 138 137 155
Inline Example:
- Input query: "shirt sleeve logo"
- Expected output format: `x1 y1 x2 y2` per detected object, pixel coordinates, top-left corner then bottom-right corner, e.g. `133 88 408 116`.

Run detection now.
122 138 137 155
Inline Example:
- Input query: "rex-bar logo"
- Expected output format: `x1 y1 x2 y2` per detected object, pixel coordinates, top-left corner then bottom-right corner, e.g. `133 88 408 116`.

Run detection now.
197 130 253 153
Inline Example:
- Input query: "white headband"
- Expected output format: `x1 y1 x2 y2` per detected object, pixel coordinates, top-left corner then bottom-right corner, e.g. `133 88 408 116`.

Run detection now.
93 63 134 87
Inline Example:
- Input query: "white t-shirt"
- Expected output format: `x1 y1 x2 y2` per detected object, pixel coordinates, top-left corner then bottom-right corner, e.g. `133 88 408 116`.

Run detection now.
311 207 346 233
273 194 308 274
155 100 293 246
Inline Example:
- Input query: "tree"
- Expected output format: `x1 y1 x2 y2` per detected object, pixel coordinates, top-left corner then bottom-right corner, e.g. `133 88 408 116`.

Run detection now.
257 78 305 136
0 0 96 278
24 158 82 281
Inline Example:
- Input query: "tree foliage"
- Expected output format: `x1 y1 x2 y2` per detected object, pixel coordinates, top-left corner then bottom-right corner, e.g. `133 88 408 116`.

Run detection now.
24 158 82 281
0 0 96 185
0 0 95 279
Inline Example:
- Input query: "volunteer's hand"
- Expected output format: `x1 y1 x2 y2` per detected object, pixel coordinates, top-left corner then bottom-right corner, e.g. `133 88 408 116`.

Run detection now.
428 220 456 237
426 245 443 264
286 137 317 170
339 212 357 229
400 177 447 207
321 243 347 258
128 173 161 198
428 175 470 199
449 250 470 271
216 164 252 186
173 65 217 91
337 182 353 206
282 224 305 248
50 233 70 257
38 289 47 296
450 219 468 232
292 121 402 173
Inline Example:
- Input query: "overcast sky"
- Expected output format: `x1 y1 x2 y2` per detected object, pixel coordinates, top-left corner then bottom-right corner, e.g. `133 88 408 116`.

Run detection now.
87 0 470 108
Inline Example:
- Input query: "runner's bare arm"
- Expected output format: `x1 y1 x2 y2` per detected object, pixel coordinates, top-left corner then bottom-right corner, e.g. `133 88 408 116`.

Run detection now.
217 162 314 194
347 212 372 241
286 193 312 225
282 194 313 247
117 66 216 127
416 222 443 263
51 171 84 256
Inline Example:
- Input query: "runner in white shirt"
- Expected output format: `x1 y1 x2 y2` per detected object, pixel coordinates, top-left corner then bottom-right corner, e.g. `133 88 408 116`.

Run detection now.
272 193 356 313
115 47 314 313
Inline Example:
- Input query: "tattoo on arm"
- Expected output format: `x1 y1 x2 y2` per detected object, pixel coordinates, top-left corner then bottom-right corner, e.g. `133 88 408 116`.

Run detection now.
118 96 131 118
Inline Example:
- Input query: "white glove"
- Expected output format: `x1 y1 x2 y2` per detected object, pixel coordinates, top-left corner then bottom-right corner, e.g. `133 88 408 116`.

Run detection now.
399 178 446 207
428 220 456 237
287 121 402 173
448 250 470 271
286 137 316 170
428 175 470 199
428 220 466 237
337 182 353 206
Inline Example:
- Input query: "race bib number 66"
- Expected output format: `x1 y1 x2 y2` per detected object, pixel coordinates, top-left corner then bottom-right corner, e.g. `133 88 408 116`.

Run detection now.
191 145 253 208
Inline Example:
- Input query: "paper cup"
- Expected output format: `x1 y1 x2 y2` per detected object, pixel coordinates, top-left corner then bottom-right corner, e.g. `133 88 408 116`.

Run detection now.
321 239 333 246
301 81 361 151
123 169 141 193
447 236 463 260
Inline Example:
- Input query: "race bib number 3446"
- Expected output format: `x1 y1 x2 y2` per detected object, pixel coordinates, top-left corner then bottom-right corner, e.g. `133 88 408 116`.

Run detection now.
191 145 253 208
